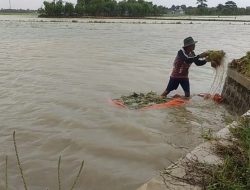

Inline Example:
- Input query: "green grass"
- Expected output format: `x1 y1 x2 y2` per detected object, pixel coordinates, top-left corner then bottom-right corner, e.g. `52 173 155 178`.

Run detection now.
162 117 250 189
201 128 216 141
230 51 250 77
206 117 250 190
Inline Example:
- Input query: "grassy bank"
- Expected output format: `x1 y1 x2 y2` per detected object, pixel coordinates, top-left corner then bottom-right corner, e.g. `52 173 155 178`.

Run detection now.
230 52 250 77
187 116 250 189
205 117 250 189
162 116 250 189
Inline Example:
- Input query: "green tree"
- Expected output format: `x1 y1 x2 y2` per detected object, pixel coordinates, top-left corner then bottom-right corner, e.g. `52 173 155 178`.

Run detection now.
170 5 176 11
216 3 224 14
103 0 117 16
196 0 207 8
84 0 92 6
217 4 224 11
40 0 163 17
225 1 237 9
43 1 56 16
196 0 207 15
64 2 74 16
246 7 250 15
38 7 45 15
223 1 237 15
77 0 85 5
117 0 128 16
86 0 104 16
55 1 64 16
75 3 85 16
181 4 187 10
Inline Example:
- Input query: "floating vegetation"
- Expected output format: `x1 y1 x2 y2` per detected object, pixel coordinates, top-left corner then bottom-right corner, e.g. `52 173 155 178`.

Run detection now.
229 51 250 77
207 50 226 68
118 91 167 109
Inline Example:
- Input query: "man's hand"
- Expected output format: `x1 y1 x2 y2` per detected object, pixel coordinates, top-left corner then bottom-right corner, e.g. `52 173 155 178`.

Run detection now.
199 51 209 58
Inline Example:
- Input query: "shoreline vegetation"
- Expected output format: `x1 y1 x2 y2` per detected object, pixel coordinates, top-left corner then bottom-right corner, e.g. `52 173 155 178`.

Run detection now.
1 13 250 24
38 15 250 22
209 117 250 189
196 117 250 189
35 15 250 22
230 52 250 77
35 0 250 18
1 11 250 26
1 0 250 19
162 115 250 189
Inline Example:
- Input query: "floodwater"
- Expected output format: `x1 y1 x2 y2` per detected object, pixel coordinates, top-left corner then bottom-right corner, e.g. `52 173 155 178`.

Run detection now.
0 15 249 190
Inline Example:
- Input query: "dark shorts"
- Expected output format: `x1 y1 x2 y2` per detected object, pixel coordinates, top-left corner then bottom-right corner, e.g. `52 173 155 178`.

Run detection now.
166 77 190 94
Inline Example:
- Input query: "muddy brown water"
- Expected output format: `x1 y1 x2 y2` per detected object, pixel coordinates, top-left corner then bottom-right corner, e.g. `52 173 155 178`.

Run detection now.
0 15 249 190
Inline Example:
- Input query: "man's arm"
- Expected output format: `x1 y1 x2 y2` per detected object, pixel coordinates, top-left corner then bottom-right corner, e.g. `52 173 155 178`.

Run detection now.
194 51 208 66
194 58 207 66
178 49 198 64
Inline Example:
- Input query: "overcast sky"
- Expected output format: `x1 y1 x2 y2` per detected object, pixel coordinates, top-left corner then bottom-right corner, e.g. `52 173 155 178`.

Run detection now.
0 0 249 10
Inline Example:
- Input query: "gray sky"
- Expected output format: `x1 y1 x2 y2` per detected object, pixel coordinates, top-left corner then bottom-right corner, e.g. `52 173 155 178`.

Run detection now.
0 0 250 10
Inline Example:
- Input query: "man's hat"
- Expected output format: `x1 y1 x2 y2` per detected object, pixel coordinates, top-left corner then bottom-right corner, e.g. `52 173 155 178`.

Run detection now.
183 36 197 48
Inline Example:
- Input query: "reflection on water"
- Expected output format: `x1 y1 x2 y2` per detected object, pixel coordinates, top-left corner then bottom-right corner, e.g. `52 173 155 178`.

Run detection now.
0 15 249 190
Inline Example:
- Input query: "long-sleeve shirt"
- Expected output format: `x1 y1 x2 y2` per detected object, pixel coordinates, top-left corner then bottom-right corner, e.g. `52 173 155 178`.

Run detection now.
171 48 207 79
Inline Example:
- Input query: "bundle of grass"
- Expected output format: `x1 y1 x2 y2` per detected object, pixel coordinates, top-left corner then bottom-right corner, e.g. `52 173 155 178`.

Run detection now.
206 50 226 68
120 91 167 109
229 51 250 77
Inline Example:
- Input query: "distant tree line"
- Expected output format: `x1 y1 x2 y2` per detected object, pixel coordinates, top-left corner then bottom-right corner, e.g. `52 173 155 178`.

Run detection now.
172 0 250 15
38 0 250 17
38 0 167 17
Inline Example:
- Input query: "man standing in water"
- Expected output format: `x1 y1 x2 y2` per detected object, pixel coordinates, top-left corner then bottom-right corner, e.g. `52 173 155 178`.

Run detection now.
161 36 208 98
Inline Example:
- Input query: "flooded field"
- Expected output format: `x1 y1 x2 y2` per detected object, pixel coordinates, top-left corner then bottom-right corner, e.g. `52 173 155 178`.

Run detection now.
0 15 249 190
